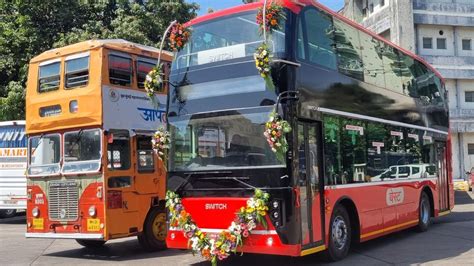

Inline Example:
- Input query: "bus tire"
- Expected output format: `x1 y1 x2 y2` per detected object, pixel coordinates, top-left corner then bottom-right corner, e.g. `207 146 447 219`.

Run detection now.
326 205 351 261
75 239 106 248
0 209 16 218
138 206 167 252
416 192 431 232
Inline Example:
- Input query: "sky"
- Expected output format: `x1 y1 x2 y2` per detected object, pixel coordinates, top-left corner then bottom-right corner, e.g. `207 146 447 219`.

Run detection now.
190 0 345 15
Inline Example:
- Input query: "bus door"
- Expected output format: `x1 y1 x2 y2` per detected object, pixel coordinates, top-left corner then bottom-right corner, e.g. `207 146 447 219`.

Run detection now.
105 130 139 236
435 142 449 211
297 121 324 248
134 134 163 194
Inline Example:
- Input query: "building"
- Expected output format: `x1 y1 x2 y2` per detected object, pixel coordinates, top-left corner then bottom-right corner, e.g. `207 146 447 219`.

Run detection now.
341 0 474 179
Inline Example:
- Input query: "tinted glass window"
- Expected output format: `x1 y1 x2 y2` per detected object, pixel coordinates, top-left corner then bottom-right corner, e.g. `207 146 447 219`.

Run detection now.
109 55 132 86
359 32 385 88
462 39 472 50
382 45 403 94
466 91 474 102
437 38 446 49
333 19 364 80
300 8 337 69
366 122 388 182
323 115 341 186
39 62 60 92
423 37 432 49
137 59 156 89
65 56 89 88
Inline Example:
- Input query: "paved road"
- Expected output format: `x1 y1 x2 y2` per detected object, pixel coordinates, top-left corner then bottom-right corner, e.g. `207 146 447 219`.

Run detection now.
1 191 473 266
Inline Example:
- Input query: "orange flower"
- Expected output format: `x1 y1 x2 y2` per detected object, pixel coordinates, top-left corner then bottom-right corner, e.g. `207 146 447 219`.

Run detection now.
180 210 187 217
270 19 277 26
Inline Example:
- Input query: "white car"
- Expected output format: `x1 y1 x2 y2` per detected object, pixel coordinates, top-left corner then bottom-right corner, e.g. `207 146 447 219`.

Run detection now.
372 164 436 182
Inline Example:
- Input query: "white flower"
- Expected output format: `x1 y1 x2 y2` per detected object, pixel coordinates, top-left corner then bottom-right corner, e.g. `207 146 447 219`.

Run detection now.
262 50 267 56
275 143 281 147
146 75 152 82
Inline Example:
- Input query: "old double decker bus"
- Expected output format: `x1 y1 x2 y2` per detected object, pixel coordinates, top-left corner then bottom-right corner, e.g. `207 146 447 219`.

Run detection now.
25 39 172 250
165 0 453 261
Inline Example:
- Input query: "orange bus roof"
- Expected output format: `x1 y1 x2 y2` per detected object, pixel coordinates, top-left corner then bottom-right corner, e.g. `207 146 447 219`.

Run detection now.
30 39 173 63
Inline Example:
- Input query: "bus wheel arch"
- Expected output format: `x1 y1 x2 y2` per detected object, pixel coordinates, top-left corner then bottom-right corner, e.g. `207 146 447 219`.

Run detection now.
138 201 167 251
334 197 360 245
421 186 434 218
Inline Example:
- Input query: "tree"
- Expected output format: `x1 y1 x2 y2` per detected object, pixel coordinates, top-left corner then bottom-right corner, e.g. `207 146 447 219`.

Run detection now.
0 0 198 121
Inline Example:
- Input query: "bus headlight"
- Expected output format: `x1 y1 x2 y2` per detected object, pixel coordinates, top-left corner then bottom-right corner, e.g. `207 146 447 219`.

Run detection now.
88 206 97 217
32 207 40 217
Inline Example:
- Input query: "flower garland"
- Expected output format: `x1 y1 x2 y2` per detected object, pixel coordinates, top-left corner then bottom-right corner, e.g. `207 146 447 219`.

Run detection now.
256 3 285 34
168 23 191 52
254 43 274 90
166 189 270 266
264 111 291 162
152 127 171 161
144 64 164 98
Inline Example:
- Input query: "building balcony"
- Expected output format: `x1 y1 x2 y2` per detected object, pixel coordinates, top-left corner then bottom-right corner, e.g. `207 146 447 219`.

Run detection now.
413 0 474 27
450 108 474 119
419 55 474 80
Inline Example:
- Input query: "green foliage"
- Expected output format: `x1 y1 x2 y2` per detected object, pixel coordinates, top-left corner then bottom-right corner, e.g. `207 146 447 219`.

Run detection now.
0 0 199 121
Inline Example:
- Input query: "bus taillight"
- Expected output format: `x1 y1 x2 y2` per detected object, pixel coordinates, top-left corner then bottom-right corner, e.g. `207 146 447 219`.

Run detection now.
270 199 283 227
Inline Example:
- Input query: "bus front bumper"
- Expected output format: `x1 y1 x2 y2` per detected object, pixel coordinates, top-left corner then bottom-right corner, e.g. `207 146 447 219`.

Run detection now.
25 233 104 240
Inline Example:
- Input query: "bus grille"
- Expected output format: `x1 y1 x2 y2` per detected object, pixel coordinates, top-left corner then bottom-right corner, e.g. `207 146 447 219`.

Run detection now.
48 181 79 221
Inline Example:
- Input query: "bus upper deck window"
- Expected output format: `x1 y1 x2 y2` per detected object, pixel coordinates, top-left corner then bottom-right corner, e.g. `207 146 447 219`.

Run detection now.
109 54 132 86
137 59 156 90
65 54 89 89
38 61 60 92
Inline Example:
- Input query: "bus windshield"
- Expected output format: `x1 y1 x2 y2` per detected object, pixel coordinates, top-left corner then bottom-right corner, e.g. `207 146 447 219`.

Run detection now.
63 129 101 173
173 10 286 70
28 134 61 176
169 107 284 171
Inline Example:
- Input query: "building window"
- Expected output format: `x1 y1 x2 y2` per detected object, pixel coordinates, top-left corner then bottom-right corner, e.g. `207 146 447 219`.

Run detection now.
468 144 474 155
369 3 374 13
462 39 472 51
466 91 474 102
423 37 432 49
381 0 385 6
437 38 447 49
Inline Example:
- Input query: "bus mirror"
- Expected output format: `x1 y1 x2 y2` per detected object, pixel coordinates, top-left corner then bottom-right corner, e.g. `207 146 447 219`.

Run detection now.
275 91 299 114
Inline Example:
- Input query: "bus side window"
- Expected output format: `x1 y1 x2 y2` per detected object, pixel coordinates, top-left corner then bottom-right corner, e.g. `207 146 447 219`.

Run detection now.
109 54 132 86
38 61 61 92
137 135 154 173
107 131 130 170
65 55 89 89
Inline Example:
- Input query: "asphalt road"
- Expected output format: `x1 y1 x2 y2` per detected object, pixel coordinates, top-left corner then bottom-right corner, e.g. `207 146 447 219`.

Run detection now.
1 191 473 266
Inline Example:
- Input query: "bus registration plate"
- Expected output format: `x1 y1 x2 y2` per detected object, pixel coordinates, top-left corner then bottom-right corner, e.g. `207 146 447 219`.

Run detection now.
87 219 100 231
32 218 43 229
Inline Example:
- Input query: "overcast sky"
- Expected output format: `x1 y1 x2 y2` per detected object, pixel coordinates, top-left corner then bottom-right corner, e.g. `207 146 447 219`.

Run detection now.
191 0 345 15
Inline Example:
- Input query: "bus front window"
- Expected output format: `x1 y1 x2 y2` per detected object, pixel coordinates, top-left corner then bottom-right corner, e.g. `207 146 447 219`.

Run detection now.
169 107 284 171
28 134 61 176
173 10 286 70
63 129 101 173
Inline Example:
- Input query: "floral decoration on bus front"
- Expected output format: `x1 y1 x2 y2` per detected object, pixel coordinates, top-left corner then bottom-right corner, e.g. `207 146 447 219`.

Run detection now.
264 111 291 162
254 43 273 89
144 64 164 97
152 127 170 161
256 3 285 34
166 189 270 266
168 23 191 52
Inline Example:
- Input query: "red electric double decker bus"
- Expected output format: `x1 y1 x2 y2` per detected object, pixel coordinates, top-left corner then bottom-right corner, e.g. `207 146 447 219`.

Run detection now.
165 0 453 261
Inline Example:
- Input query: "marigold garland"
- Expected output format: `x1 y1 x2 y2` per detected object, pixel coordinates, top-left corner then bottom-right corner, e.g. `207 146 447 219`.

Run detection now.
256 3 285 35
152 127 171 161
168 23 191 52
166 189 270 266
264 111 291 162
144 64 164 98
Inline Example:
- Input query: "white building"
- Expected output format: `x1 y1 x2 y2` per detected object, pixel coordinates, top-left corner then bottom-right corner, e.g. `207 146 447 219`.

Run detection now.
341 0 474 179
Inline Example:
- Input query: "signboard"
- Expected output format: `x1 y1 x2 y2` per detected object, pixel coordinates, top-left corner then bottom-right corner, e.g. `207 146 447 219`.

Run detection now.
102 86 167 132
0 148 27 169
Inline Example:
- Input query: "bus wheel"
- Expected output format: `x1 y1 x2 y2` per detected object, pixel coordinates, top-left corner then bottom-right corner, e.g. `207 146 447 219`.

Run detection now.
416 192 431 232
138 207 167 251
327 205 351 261
0 209 16 218
75 239 106 248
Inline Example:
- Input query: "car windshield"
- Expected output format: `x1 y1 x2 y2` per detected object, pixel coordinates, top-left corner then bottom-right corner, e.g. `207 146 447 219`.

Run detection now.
28 134 61 176
173 10 286 70
63 129 101 173
169 107 285 171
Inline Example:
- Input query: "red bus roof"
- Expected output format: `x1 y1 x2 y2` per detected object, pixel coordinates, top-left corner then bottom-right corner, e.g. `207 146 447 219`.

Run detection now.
186 0 444 83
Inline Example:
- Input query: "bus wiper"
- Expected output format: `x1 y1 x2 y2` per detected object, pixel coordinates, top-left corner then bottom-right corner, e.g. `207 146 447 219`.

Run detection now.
30 134 44 156
66 129 84 157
